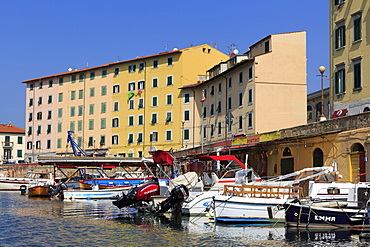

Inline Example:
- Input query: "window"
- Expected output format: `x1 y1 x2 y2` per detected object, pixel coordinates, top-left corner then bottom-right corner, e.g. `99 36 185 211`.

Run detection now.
100 118 106 129
184 129 190 141
70 107 75 117
90 71 95 80
228 96 232 110
128 99 134 110
90 88 95 97
139 62 145 71
112 135 118 145
113 101 119 112
354 15 361 42
58 108 63 118
238 115 243 130
114 67 120 76
89 119 94 130
152 78 158 88
47 110 52 119
29 98 33 106
203 125 207 139
101 86 107 96
238 92 243 107
138 80 145 90
101 102 106 113
112 117 119 128
37 125 41 135
137 132 143 143
217 100 222 114
100 135 105 146
166 112 172 123
218 82 222 93
167 57 173 66
38 97 42 105
210 85 215 96
239 71 243 84
210 103 214 116
138 115 144 125
353 60 362 90
335 25 346 49
89 104 94 115
27 141 32 149
17 149 23 157
184 110 190 121
79 73 84 82
335 0 344 5
57 123 62 133
128 133 134 144
59 77 63 86
228 77 232 88
28 112 33 122
35 140 41 149
17 136 22 144
264 40 270 53
203 106 207 118
46 140 51 149
113 84 120 94
129 64 136 73
152 60 158 68
152 96 158 107
307 105 313 120
128 82 135 91
70 121 75 131
150 131 158 142
102 69 107 78
71 75 76 83
128 116 134 126
56 139 61 148
37 112 42 120
335 67 346 94
151 113 157 124
39 81 43 89
30 83 34 91
48 95 52 104
167 75 173 86
210 124 215 137
78 90 83 99
71 91 76 100
248 66 253 81
248 111 253 129
78 106 83 116
138 98 144 109
166 94 172 105
248 88 253 104
88 137 94 147
78 120 82 131
48 80 53 87
184 93 190 103
166 130 172 141
28 126 32 136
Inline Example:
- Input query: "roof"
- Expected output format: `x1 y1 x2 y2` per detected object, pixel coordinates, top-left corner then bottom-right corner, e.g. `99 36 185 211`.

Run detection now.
198 155 245 169
22 49 183 83
0 124 25 134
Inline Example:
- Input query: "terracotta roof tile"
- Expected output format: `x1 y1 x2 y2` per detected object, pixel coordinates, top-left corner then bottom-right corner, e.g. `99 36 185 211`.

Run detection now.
0 124 25 134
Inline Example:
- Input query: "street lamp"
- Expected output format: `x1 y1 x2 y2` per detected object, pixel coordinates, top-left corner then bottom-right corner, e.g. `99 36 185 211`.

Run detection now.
318 66 327 121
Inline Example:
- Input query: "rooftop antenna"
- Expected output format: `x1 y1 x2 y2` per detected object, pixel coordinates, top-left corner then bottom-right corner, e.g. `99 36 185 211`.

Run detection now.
210 42 218 49
117 56 121 61
165 44 169 52
86 61 89 68
227 43 238 56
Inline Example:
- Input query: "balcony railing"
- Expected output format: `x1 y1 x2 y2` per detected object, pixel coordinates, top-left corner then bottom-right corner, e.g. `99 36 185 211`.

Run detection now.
2 142 14 148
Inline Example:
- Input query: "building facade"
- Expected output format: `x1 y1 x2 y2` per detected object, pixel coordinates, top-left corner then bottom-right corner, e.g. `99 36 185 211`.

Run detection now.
0 123 25 164
330 0 370 116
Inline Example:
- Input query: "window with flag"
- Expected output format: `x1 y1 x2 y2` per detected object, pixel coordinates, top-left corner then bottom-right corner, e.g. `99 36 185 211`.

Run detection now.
166 112 172 123
137 132 143 143
334 67 345 94
128 133 134 144
201 89 207 102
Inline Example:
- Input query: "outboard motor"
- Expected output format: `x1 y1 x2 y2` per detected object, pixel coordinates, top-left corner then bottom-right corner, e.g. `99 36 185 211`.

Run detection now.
113 178 160 209
49 183 68 199
20 185 27 195
156 184 189 215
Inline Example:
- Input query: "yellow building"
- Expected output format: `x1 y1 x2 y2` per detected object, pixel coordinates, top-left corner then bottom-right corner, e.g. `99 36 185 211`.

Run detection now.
180 32 307 150
330 0 370 116
110 44 228 157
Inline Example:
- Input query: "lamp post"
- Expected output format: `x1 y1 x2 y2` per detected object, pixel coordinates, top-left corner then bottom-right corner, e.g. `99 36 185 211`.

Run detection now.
318 66 327 121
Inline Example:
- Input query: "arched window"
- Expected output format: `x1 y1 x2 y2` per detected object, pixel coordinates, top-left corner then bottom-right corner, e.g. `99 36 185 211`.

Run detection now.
283 147 292 156
316 102 322 119
307 105 313 120
313 148 323 167
364 107 370 112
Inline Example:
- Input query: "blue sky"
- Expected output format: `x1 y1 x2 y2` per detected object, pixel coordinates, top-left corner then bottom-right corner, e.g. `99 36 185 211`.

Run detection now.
0 0 329 128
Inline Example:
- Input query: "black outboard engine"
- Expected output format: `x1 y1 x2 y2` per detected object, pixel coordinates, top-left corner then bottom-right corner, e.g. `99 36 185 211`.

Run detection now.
49 183 68 199
156 184 189 215
20 185 27 195
113 178 160 209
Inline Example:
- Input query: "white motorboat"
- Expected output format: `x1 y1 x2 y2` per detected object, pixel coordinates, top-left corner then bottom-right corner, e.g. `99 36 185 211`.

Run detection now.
63 186 131 200
0 171 54 191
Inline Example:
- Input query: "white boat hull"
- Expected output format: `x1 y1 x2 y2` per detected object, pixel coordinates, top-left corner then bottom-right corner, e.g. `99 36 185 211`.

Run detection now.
63 187 129 200
213 195 286 224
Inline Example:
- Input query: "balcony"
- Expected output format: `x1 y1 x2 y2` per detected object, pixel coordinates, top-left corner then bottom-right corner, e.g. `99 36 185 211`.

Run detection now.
2 142 14 148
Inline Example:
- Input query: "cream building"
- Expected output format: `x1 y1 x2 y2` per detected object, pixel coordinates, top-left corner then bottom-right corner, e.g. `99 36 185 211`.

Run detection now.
330 0 370 116
180 31 307 149
0 123 25 164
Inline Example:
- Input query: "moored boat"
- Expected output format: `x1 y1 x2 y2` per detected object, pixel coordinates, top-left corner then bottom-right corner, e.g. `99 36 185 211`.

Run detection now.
28 185 51 197
0 171 54 191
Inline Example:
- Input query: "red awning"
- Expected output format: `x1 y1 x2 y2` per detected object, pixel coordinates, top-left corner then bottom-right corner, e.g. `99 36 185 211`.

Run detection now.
331 109 348 119
198 155 245 169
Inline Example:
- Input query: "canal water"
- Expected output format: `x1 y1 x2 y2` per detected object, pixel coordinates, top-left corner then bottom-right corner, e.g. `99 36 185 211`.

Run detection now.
1 191 370 247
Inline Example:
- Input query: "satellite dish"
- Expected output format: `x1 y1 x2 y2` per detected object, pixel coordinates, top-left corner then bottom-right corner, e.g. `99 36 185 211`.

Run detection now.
233 49 239 55
173 48 178 51
68 68 73 72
